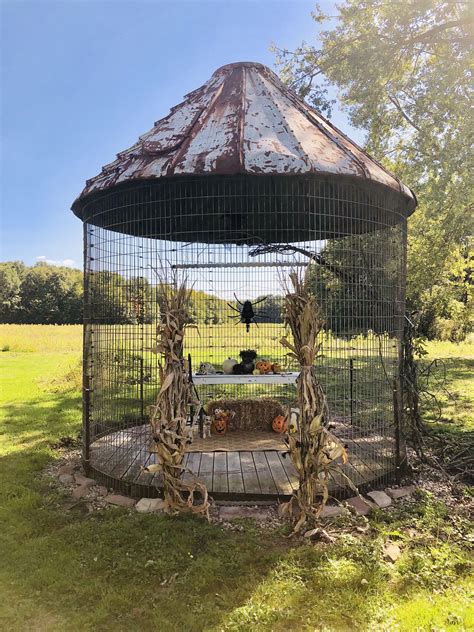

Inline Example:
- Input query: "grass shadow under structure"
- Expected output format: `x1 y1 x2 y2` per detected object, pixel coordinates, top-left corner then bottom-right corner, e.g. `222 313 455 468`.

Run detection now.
0 335 473 630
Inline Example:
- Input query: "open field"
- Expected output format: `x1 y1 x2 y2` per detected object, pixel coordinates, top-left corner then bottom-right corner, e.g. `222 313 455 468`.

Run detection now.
0 322 401 359
0 325 473 631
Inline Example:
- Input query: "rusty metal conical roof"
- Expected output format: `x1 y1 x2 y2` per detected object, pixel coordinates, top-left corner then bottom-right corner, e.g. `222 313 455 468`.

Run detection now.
73 61 415 211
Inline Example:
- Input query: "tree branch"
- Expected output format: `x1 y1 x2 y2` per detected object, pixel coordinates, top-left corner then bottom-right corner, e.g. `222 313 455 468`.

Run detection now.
408 17 474 44
387 94 422 132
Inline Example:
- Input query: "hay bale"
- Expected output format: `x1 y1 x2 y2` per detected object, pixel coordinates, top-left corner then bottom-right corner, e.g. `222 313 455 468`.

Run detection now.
207 398 286 431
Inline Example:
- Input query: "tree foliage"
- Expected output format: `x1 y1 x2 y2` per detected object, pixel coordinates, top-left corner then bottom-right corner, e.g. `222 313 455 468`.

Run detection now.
0 261 284 326
0 261 83 324
275 0 473 339
308 230 404 336
0 261 26 322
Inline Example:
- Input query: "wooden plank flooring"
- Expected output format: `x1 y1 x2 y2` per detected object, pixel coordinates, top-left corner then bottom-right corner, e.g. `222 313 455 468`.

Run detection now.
227 452 245 495
90 425 395 500
198 452 214 490
252 451 278 495
240 452 263 495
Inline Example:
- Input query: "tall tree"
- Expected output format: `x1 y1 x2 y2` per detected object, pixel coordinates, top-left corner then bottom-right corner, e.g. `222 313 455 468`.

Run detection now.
276 0 473 339
0 261 26 322
19 264 83 324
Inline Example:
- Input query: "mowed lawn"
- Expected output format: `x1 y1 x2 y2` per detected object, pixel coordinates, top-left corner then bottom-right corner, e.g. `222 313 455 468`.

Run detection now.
0 325 473 631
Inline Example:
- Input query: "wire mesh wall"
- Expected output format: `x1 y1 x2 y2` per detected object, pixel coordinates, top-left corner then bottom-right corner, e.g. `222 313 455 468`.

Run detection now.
81 175 407 498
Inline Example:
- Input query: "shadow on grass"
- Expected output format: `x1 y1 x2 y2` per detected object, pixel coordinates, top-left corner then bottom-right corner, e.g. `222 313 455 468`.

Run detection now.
0 389 390 631
1 364 471 631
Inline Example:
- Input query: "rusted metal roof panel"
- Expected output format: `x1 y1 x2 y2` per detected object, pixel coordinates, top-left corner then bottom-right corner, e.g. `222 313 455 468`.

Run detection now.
74 61 416 207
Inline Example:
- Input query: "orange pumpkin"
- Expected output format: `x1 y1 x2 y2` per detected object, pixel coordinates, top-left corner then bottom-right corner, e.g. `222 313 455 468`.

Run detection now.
272 415 287 433
256 359 272 374
212 416 227 435
212 408 234 435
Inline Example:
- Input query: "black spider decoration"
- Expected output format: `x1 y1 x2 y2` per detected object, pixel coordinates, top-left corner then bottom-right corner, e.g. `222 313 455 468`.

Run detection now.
227 294 267 332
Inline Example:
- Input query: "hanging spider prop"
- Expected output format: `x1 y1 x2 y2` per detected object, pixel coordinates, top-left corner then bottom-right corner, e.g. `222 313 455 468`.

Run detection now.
227 294 267 332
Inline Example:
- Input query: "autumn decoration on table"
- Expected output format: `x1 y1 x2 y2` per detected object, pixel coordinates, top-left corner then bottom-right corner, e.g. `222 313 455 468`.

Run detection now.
232 349 257 374
255 359 283 374
197 362 216 375
255 359 272 374
219 356 283 376
148 276 209 518
279 268 355 535
222 357 238 374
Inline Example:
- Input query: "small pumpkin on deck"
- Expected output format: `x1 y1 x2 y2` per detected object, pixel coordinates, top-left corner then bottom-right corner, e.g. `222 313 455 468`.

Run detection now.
272 414 287 434
212 416 228 435
211 408 234 435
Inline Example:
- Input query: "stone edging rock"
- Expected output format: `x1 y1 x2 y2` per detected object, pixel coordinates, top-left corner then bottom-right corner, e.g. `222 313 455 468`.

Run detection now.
51 457 417 522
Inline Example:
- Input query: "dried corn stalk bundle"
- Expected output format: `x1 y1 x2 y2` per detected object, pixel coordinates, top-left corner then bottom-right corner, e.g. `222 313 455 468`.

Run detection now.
149 277 209 518
280 268 356 535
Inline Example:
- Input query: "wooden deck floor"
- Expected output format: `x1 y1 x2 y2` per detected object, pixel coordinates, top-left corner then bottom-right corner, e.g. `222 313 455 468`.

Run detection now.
89 424 396 500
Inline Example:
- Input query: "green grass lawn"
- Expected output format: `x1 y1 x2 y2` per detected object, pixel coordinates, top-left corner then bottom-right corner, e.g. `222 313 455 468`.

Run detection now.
0 326 473 631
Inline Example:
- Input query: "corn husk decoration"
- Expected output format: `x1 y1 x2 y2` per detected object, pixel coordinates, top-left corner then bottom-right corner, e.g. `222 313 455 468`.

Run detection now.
280 268 356 535
148 276 209 518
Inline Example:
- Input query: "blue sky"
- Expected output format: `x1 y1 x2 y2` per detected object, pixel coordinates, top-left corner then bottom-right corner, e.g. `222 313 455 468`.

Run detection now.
1 0 362 269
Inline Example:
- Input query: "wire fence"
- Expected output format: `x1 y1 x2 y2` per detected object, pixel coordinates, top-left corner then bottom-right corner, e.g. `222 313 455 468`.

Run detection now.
81 175 407 497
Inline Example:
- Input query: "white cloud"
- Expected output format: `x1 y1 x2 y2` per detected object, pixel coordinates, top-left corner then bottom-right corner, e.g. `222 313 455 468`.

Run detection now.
36 256 77 268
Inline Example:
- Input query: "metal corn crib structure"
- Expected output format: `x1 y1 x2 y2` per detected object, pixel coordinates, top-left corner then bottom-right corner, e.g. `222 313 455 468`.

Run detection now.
71 62 416 500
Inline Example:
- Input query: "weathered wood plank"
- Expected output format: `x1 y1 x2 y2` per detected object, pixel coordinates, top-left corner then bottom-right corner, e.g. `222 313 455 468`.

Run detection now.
252 452 278 495
183 452 202 485
108 432 145 480
212 452 228 493
240 451 261 495
346 439 382 478
277 452 299 491
90 444 117 473
199 452 214 473
213 452 227 473
226 452 241 472
198 452 214 490
225 452 244 494
135 452 158 486
227 470 245 494
265 451 293 496
91 430 127 473
122 447 150 483
91 421 397 499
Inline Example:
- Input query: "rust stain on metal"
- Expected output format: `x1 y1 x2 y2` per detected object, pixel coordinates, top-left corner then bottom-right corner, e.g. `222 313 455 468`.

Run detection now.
74 61 416 206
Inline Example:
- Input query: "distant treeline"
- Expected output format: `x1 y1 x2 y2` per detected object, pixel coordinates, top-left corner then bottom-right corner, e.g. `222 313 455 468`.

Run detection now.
4 254 468 339
1 262 83 324
0 261 284 325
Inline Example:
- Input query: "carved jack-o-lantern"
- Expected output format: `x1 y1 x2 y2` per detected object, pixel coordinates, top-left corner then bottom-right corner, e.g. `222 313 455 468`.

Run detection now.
256 359 272 374
212 408 233 435
272 415 287 434
212 416 228 434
